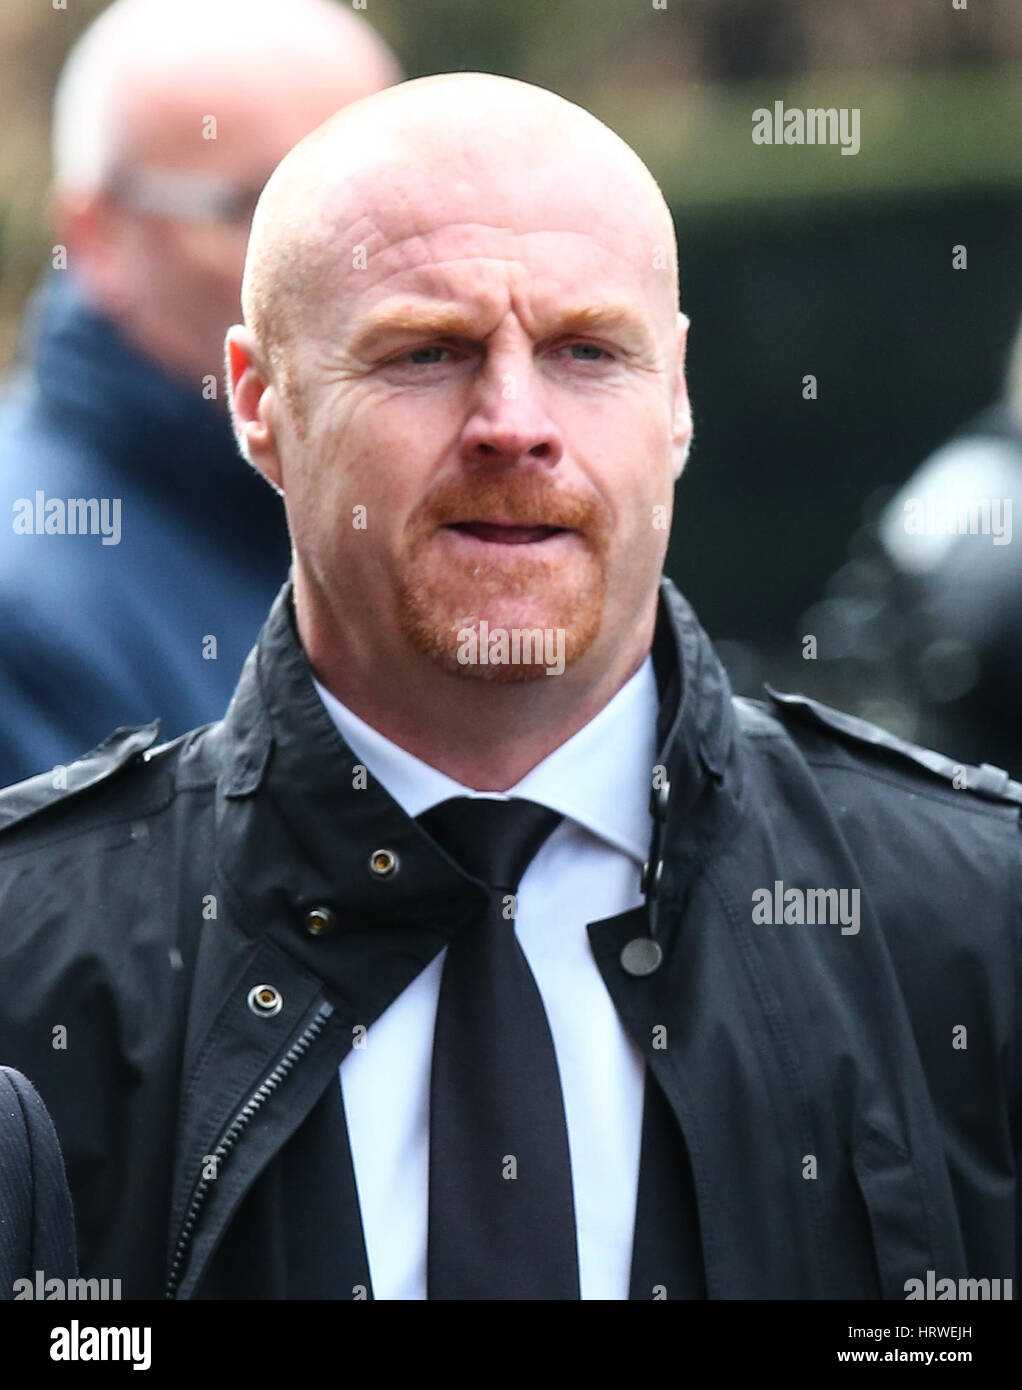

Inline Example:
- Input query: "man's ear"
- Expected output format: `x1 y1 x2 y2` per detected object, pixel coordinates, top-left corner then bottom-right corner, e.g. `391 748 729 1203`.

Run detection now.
50 188 127 311
671 310 693 481
225 326 284 492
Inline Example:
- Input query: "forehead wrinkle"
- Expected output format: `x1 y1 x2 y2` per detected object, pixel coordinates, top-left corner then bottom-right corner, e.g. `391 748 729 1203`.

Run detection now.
336 209 641 284
368 243 658 352
343 234 651 321
340 250 527 349
314 216 666 326
360 224 635 272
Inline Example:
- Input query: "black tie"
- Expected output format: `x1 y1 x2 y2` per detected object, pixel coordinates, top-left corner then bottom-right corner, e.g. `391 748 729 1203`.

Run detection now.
417 796 580 1299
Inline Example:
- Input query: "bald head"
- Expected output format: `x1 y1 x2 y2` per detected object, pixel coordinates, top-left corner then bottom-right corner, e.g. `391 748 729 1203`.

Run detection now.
242 73 680 386
53 0 401 194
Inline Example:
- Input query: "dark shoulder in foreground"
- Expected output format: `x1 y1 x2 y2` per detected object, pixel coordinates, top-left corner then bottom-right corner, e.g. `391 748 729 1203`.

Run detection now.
0 721 197 851
738 685 1022 812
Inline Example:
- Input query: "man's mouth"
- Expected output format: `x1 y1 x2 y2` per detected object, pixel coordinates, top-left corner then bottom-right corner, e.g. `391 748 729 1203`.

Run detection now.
444 521 570 545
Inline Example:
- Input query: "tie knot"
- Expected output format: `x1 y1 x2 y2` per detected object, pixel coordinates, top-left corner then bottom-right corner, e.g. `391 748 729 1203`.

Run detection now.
417 796 563 893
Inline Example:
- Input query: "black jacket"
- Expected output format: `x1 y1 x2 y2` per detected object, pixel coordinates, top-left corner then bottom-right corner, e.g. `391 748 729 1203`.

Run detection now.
0 577 1018 1299
0 1066 77 1297
0 273 290 786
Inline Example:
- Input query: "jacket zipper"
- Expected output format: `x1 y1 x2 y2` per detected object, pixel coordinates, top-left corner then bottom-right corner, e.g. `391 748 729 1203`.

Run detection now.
164 999 335 1298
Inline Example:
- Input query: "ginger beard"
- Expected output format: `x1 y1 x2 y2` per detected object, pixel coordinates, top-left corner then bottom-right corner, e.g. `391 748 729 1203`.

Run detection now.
395 472 613 681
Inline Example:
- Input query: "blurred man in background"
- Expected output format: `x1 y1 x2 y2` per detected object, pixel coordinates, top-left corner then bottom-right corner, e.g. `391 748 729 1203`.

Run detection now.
0 0 400 786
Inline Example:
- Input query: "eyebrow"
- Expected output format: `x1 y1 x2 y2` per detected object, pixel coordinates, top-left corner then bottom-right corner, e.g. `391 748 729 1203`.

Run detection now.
350 301 655 355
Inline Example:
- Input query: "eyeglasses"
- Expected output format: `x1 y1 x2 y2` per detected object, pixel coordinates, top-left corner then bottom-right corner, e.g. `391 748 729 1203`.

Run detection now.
106 167 266 226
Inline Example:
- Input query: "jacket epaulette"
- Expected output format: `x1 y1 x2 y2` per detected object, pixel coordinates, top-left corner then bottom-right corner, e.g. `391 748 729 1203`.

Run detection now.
763 685 1022 807
0 721 161 836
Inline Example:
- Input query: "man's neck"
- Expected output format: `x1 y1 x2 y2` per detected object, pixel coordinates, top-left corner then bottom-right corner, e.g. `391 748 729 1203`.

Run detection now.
296 594 658 791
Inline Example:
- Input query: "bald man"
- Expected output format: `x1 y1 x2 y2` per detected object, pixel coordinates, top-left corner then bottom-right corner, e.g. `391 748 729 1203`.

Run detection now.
0 74 1019 1302
0 0 399 786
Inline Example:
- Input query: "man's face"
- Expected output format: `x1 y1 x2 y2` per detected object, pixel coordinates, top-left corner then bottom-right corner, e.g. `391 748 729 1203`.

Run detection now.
105 171 254 387
253 154 690 684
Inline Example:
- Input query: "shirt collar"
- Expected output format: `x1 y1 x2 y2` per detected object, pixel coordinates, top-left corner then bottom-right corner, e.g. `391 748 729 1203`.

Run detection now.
313 659 658 866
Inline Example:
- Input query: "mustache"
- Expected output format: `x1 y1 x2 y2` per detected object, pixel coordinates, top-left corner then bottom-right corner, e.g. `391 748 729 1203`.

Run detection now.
412 473 609 535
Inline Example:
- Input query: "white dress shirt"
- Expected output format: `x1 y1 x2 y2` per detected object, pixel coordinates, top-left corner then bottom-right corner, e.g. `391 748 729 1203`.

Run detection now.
314 659 658 1299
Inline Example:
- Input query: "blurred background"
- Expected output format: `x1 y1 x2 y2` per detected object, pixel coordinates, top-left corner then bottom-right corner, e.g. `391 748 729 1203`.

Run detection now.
3 0 1022 769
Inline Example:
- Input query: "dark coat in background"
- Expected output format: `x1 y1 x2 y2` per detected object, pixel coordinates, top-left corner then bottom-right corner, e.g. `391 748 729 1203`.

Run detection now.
0 577 1018 1299
0 273 290 787
0 1065 77 1298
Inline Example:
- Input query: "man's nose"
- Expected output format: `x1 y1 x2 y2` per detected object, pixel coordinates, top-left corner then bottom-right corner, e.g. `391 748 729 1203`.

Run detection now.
459 355 564 469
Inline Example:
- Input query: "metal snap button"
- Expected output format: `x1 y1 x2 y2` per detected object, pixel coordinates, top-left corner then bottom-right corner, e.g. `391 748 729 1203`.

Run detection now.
620 938 663 977
640 858 664 897
368 848 399 879
304 906 337 937
247 983 283 1017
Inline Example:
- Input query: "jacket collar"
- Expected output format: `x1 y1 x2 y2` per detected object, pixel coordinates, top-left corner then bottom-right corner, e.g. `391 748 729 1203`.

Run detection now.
313 658 658 865
653 577 735 786
201 573 740 972
219 572 737 806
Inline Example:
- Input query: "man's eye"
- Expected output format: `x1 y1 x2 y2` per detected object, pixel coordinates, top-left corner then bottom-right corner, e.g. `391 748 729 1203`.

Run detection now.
406 345 449 365
555 342 611 362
